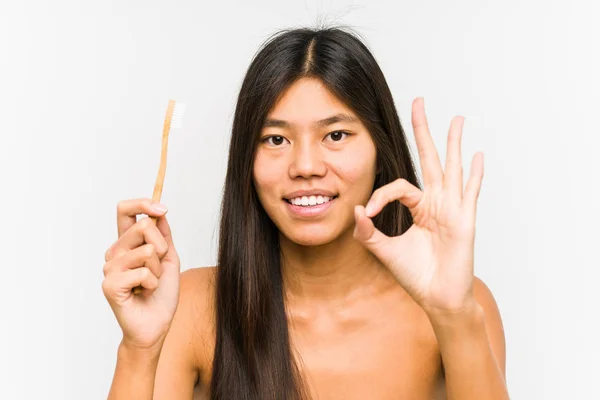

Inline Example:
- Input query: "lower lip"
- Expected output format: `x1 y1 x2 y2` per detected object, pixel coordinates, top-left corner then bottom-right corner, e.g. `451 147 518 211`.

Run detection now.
284 197 336 217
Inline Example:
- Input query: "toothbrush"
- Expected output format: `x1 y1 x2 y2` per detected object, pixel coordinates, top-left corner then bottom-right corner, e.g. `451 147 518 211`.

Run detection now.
133 99 186 295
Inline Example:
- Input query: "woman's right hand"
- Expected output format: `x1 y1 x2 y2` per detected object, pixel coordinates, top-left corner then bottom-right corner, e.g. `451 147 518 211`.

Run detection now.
102 198 181 352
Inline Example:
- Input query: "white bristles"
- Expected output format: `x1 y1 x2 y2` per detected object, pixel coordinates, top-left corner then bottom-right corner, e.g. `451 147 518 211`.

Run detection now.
169 102 186 130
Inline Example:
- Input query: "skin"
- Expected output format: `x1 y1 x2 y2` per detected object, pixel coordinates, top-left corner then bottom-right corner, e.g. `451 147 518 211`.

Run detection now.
105 78 507 399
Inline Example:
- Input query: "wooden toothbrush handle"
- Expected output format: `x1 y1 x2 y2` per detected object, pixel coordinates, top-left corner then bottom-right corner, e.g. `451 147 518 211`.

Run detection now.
133 100 176 296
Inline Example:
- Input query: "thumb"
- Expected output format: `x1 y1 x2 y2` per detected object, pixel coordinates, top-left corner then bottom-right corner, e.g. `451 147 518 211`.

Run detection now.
353 205 391 255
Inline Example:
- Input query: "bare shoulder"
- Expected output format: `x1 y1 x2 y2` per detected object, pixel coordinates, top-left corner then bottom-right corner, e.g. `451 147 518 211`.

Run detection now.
180 266 218 369
473 276 503 325
180 266 217 309
473 276 506 377
153 266 217 399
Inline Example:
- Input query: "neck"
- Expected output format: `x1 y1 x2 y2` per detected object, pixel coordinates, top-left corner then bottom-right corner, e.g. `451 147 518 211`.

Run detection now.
280 229 395 307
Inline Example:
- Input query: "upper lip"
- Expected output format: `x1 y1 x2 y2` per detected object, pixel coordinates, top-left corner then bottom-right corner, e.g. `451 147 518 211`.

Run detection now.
283 190 338 200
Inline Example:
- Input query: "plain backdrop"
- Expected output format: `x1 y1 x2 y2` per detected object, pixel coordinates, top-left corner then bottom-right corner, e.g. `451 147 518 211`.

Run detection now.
0 0 598 399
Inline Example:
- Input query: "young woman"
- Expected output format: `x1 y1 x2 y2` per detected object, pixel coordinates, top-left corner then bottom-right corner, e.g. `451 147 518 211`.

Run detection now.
103 27 508 399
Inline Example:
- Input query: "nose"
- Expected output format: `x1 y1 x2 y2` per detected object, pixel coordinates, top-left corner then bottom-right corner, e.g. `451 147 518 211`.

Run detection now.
289 139 327 179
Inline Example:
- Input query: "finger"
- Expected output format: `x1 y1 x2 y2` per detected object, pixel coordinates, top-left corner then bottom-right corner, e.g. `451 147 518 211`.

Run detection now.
353 205 393 256
155 214 180 267
365 178 423 218
412 97 443 187
106 217 169 262
102 267 159 300
463 152 484 214
155 214 175 248
103 243 164 280
444 116 464 199
116 198 168 237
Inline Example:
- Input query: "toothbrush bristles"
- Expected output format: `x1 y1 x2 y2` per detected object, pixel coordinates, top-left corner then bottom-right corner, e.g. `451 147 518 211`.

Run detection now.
170 102 186 130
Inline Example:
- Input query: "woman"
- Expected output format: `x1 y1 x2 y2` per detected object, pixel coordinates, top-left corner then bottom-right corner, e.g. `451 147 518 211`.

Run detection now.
103 27 508 399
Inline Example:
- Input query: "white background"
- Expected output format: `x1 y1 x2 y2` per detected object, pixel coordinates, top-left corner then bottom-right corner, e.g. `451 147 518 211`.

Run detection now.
1 0 598 399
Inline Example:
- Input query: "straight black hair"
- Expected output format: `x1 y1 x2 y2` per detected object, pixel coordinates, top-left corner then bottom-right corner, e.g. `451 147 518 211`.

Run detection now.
211 26 421 399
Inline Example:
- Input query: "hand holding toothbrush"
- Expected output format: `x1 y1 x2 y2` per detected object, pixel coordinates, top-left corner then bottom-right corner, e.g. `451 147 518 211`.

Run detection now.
102 100 185 351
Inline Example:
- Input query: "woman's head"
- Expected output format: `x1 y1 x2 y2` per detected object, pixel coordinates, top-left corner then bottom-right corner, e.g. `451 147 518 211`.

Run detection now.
253 76 378 247
229 27 420 247
213 27 420 400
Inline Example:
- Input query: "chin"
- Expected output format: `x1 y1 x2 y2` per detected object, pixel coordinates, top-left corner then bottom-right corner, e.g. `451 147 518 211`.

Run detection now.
280 227 340 247
287 236 333 247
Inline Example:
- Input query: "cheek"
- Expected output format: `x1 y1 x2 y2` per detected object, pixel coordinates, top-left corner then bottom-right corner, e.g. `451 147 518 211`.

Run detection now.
253 152 284 200
333 145 377 188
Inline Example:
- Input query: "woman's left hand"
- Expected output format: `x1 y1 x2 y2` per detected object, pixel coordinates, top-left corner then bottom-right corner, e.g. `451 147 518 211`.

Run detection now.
353 97 484 316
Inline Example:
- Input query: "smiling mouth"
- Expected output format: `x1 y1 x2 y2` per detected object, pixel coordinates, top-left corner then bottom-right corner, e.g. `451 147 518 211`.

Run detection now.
284 195 338 207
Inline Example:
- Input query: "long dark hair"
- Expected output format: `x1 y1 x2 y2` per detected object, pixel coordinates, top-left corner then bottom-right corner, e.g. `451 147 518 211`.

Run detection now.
211 27 421 399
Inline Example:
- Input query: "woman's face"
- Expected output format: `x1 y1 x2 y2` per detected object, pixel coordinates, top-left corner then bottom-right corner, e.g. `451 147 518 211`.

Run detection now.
253 77 377 247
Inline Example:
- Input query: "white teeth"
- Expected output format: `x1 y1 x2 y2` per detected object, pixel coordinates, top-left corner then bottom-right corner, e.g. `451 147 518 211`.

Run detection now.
289 195 336 207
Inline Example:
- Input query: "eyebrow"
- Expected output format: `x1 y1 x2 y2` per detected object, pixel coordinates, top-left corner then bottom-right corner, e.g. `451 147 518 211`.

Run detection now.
263 113 359 129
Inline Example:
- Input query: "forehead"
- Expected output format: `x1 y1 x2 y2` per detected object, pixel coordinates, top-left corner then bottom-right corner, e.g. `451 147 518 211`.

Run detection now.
267 77 356 121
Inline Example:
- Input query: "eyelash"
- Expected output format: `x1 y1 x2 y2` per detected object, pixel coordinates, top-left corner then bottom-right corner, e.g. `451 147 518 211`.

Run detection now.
261 131 350 146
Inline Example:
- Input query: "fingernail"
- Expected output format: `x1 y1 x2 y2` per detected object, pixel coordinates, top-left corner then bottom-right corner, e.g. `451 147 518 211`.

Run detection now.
365 202 373 216
152 203 168 213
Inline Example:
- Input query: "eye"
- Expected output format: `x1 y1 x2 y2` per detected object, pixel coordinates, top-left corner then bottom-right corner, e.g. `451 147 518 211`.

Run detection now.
262 135 288 146
325 131 349 142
